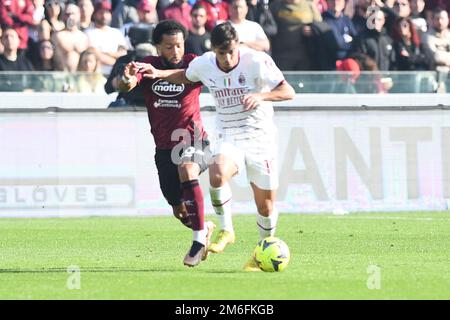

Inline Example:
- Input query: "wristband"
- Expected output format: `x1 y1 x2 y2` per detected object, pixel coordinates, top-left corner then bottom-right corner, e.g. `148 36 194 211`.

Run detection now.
121 75 131 84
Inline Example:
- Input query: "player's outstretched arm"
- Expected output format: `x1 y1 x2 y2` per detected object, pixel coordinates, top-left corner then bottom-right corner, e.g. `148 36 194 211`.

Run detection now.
134 62 195 85
264 81 296 102
242 81 295 110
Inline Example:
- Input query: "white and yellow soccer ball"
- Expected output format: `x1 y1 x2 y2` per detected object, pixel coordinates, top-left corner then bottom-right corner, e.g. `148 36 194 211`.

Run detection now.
253 236 290 272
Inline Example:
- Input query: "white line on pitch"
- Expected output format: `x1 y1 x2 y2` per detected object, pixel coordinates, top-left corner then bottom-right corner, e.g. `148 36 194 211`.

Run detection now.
324 216 450 221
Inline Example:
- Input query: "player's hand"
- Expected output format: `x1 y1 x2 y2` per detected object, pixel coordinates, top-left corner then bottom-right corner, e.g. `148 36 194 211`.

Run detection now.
134 62 160 79
242 93 262 111
119 62 139 90
123 61 139 79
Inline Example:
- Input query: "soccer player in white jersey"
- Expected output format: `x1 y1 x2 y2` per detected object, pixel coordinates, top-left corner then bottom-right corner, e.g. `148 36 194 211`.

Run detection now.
135 22 295 271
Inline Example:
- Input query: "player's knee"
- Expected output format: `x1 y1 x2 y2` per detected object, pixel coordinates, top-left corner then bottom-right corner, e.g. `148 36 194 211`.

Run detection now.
209 172 227 188
178 163 199 182
257 203 273 217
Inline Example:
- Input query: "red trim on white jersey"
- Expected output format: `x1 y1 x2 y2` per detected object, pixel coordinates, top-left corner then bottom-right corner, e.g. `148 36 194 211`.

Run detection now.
275 80 287 88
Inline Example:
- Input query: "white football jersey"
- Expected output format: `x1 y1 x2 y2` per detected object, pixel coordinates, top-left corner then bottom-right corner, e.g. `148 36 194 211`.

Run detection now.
185 47 285 141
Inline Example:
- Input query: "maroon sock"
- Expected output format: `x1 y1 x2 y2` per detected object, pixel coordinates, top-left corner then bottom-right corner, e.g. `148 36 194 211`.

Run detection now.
181 180 204 231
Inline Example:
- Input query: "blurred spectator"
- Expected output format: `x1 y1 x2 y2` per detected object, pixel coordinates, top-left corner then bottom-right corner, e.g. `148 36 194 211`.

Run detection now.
322 0 358 60
347 52 393 93
136 0 158 24
392 17 428 70
161 0 192 31
27 18 53 67
32 39 58 70
85 0 128 74
335 56 360 92
0 27 34 71
111 0 140 29
410 0 427 33
185 3 211 55
0 29 3 54
270 0 323 70
31 0 46 29
197 0 229 32
425 0 450 27
44 0 65 32
245 0 278 38
336 57 360 80
314 0 328 14
229 0 270 52
0 0 36 50
78 0 95 30
37 18 51 40
423 7 450 70
28 0 46 46
357 9 395 70
121 0 157 48
75 48 107 93
52 3 89 72
105 23 156 106
156 0 173 13
374 0 411 34
343 0 354 17
352 0 369 35
393 0 411 18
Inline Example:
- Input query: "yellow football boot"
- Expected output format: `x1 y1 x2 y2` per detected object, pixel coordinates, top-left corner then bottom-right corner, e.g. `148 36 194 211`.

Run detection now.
243 254 261 272
208 230 235 253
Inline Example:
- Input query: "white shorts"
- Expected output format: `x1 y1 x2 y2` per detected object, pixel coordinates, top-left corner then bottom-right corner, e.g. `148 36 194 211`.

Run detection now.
213 137 279 190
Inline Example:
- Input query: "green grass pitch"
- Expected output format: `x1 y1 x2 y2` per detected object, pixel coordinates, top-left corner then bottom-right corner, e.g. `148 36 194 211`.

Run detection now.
0 212 449 299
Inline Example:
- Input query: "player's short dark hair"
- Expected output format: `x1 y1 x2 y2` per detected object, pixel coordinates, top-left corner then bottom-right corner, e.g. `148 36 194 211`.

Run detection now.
152 20 187 45
211 22 239 50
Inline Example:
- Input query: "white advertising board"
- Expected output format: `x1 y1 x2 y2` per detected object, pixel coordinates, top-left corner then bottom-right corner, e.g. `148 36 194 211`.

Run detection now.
1 109 449 217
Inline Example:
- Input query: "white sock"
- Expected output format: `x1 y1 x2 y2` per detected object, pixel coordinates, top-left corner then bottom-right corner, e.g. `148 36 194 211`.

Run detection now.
209 184 234 233
257 208 279 240
193 228 207 245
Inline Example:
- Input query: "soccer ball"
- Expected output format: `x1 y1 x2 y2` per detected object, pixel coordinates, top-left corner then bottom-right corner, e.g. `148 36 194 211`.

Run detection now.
253 236 290 272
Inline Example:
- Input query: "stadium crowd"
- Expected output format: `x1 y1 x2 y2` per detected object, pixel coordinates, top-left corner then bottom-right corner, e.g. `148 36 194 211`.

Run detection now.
0 0 449 93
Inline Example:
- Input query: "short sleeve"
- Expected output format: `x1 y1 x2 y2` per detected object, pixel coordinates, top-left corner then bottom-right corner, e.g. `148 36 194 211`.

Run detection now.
258 52 285 90
185 56 204 83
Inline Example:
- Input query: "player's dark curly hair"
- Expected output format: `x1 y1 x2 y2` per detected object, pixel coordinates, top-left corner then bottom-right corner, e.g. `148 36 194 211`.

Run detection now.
211 22 239 50
152 20 187 45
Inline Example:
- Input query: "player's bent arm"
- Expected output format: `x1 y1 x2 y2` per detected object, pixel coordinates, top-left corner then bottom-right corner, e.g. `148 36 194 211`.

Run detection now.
141 66 194 85
260 81 295 102
243 81 295 110
165 70 195 85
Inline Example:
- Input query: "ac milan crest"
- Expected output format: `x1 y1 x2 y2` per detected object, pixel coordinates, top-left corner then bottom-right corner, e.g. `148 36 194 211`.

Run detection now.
238 73 246 86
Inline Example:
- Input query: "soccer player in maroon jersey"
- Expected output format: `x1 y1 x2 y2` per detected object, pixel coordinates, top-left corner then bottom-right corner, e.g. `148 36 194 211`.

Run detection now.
128 22 295 271
118 20 215 267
